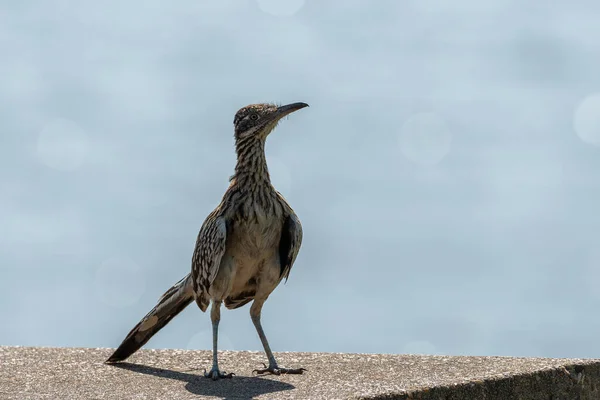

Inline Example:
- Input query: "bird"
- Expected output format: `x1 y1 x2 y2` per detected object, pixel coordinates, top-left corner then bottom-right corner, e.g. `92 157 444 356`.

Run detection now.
105 102 309 380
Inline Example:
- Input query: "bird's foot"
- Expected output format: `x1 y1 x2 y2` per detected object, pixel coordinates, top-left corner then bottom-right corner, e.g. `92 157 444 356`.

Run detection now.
203 367 235 381
253 362 307 376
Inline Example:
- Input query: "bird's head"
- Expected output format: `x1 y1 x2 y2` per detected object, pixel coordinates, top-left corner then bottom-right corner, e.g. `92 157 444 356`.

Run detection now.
233 102 309 141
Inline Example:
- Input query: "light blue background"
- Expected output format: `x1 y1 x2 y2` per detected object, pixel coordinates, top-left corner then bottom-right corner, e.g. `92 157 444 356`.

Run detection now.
2 0 600 359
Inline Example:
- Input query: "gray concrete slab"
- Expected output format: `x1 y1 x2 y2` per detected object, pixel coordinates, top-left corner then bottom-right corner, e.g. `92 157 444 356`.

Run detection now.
1 346 599 399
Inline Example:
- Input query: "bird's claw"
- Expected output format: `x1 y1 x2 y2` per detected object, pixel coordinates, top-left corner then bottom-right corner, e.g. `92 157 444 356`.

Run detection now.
203 367 235 380
253 362 307 375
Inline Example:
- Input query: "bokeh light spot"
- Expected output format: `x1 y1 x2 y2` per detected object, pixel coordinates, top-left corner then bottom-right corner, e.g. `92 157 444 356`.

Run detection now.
256 0 305 17
187 330 236 351
36 118 88 171
574 93 600 147
403 340 437 355
398 112 452 166
95 256 146 308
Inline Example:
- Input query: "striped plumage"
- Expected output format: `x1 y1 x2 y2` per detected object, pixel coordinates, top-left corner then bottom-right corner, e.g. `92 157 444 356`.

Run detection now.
106 102 309 379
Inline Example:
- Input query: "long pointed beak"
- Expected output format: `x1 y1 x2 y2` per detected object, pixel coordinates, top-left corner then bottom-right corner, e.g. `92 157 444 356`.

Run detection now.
274 102 309 120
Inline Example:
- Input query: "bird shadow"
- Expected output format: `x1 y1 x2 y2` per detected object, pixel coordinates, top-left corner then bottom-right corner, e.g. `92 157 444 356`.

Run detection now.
110 362 295 400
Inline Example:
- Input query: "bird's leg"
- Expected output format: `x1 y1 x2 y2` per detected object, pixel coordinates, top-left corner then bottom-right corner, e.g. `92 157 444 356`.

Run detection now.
250 299 306 376
203 300 234 380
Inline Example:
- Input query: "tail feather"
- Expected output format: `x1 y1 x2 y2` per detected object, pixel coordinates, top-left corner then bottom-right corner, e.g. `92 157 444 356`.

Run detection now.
105 274 194 363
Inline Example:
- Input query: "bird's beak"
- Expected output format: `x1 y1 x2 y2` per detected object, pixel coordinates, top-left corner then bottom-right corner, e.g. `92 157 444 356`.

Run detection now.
273 102 309 121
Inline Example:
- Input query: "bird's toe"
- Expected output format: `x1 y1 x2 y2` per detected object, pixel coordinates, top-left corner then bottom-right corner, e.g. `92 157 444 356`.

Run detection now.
203 368 235 380
253 363 306 375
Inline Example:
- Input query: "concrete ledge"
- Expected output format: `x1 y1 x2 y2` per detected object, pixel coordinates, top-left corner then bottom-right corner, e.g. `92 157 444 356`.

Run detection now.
1 346 599 399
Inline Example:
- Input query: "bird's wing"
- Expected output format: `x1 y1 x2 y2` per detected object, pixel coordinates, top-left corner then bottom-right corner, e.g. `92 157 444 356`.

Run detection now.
278 212 303 282
191 211 228 311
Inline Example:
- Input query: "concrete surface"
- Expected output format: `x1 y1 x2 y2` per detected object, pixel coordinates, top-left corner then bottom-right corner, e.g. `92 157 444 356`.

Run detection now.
1 346 599 399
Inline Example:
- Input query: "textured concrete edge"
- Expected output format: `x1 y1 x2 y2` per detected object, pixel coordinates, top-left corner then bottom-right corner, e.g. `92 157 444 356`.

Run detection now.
360 363 598 400
4 346 600 400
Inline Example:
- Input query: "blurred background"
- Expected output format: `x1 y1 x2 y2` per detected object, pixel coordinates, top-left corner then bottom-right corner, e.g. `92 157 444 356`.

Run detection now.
1 0 600 359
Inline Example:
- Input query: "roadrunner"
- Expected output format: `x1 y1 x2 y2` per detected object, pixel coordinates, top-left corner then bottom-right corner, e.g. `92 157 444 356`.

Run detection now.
106 102 309 380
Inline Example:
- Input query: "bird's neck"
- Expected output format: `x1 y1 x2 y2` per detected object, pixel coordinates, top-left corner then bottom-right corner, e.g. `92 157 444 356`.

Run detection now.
232 136 271 189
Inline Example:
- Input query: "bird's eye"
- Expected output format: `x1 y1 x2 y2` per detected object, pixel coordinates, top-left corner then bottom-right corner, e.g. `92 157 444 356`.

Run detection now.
250 114 259 121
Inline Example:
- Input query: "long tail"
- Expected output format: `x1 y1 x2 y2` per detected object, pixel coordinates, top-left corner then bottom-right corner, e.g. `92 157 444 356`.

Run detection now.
105 274 194 363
